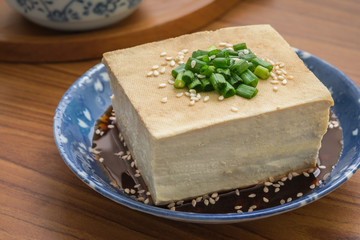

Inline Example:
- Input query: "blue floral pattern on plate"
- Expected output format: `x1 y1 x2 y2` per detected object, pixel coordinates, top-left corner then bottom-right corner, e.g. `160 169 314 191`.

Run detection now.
54 49 360 223
16 0 142 21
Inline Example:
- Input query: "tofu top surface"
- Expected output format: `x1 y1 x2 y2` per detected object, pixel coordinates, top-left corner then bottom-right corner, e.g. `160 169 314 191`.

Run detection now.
103 25 333 139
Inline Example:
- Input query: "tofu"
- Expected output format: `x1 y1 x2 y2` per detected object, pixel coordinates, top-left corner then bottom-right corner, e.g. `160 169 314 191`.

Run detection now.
102 25 334 205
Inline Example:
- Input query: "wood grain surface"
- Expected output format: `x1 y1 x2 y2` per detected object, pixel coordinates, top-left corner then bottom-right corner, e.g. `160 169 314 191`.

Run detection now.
0 0 237 62
1 0 359 239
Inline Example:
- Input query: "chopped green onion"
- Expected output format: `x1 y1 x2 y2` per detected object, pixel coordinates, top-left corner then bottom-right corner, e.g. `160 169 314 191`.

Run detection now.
227 49 239 56
239 52 257 61
216 68 231 79
207 45 217 51
240 69 258 87
209 73 228 91
174 71 186 88
253 65 270 80
236 84 258 99
233 43 247 51
216 49 230 58
201 78 214 92
220 82 236 98
171 63 185 78
212 57 230 68
228 72 243 88
182 70 194 83
200 65 215 77
187 77 203 92
208 49 221 56
185 58 207 73
247 61 255 72
230 59 248 75
251 58 273 71
196 55 211 63
192 50 209 58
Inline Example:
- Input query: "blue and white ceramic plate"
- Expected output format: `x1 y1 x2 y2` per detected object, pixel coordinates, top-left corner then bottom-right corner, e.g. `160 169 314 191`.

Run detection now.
54 49 360 223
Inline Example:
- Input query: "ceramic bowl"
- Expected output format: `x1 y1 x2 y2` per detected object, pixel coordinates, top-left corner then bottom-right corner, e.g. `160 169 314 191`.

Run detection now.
53 49 360 223
5 0 142 31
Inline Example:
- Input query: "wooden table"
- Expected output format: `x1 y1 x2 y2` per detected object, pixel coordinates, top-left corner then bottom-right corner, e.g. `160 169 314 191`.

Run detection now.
1 0 359 239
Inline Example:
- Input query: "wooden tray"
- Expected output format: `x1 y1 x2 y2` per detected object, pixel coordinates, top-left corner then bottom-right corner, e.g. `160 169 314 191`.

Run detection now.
0 0 238 62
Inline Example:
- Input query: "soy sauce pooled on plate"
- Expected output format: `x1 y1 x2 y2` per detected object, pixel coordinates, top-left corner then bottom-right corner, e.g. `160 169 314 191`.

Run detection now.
92 107 342 213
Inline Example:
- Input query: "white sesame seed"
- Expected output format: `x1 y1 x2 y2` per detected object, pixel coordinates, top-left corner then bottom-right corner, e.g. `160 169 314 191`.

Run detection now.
218 95 224 101
170 60 175 67
196 196 202 202
297 192 303 197
263 197 269 203
310 184 316 189
168 79 175 85
126 155 131 160
215 196 220 201
270 72 276 78
158 83 167 88
211 193 218 198
323 172 330 180
167 202 175 208
281 177 287 182
231 106 238 112
152 65 159 70
196 93 201 99
278 75 285 80
273 86 279 92
99 157 104 163
130 189 136 194
144 198 150 204
178 61 184 64
292 172 299 177
114 151 124 156
165 56 173 61
134 173 141 177
203 96 210 102
274 187 280 193
197 74 206 79
279 62 285 68
270 80 280 84
176 200 184 205
188 89 196 94
134 184 141 188
265 182 273 186
263 186 269 193
192 199 196 207
182 49 189 53
219 42 228 47
273 183 281 188
204 199 209 206
276 70 283 75
153 70 159 76
248 193 256 198
237 210 243 213
190 96 197 101
146 191 151 196
121 155 128 160
288 172 293 180
95 129 101 135
269 176 275 182
243 49 250 55
160 67 166 74
189 100 195 106
178 51 184 56
287 75 294 80
191 60 196 68
130 161 135 168
287 197 292 202
161 97 167 103
170 207 176 211
248 208 253 212
249 205 257 209
281 79 287 85
235 189 240 196
137 189 145 194
319 165 326 169
124 188 130 194
308 168 315 173
234 205 242 210
184 91 190 96
278 181 284 186
161 62 167 66
281 69 288 75
303 172 310 177
275 65 280 70
269 59 275 65
209 198 216 205
176 92 183 97
280 199 285 205
146 71 153 77
226 43 233 48
160 52 167 57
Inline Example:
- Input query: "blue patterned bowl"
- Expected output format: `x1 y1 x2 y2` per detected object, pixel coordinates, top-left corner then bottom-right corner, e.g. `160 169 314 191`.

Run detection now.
54 49 360 223
5 0 142 31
